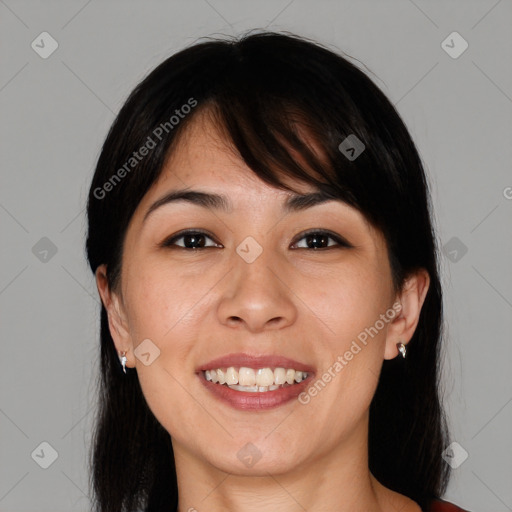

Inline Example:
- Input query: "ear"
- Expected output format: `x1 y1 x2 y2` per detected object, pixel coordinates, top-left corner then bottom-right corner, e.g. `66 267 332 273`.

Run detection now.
384 268 430 360
95 264 134 368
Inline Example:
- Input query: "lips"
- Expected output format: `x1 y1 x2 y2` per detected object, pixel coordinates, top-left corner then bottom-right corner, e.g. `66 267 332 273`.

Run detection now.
200 375 311 409
196 353 315 410
197 353 315 374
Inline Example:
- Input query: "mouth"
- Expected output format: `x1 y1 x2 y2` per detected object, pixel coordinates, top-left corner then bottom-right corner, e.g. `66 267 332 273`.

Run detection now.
197 353 315 410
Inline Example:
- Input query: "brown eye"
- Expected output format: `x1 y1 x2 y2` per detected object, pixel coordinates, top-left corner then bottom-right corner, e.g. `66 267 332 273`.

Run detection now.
161 230 222 249
291 230 352 250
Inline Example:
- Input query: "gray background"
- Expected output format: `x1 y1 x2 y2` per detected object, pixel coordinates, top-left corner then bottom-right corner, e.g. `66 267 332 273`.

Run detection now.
1 1 511 511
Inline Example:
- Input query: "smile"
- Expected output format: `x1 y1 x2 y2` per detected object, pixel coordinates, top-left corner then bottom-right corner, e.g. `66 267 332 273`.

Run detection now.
204 366 309 392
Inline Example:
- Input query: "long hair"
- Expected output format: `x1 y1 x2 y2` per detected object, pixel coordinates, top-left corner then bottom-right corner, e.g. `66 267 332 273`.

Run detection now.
86 31 450 512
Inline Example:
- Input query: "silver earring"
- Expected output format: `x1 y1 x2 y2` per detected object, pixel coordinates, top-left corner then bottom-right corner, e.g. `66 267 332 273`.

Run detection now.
396 342 407 359
119 351 127 373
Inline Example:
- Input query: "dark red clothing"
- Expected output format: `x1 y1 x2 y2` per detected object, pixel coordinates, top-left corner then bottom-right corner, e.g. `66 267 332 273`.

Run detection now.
429 498 470 511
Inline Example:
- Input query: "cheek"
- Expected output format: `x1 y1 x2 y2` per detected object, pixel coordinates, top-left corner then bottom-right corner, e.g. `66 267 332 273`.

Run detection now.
301 258 392 346
123 258 214 341
295 263 391 424
122 261 219 436
296 329 385 452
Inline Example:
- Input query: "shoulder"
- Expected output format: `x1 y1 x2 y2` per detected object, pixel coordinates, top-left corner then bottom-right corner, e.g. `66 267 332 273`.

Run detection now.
427 498 471 512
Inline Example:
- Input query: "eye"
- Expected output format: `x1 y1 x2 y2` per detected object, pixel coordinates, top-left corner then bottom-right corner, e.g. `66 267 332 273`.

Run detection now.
291 229 352 250
160 229 222 249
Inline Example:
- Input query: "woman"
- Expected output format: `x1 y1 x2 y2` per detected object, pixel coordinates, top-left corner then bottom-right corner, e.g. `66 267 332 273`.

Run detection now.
86 31 470 512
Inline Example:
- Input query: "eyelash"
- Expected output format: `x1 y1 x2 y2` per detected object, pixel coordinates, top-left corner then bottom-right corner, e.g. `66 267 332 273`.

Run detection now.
160 229 352 251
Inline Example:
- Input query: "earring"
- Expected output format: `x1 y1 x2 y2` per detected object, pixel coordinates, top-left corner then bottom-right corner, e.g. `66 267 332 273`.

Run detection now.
396 342 407 359
119 351 127 373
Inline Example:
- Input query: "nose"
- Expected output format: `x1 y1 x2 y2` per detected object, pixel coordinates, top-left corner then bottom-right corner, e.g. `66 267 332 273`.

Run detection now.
216 247 298 333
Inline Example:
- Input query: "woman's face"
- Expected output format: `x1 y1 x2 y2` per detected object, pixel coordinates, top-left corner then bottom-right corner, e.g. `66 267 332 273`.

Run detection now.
100 112 415 477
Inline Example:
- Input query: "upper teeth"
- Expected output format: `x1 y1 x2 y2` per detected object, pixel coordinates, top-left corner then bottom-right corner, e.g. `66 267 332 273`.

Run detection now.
204 367 308 387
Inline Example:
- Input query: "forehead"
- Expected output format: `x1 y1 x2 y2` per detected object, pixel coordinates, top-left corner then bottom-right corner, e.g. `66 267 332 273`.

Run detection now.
147 110 318 203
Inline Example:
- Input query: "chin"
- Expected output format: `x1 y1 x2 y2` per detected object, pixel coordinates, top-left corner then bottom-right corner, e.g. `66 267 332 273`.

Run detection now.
202 436 307 476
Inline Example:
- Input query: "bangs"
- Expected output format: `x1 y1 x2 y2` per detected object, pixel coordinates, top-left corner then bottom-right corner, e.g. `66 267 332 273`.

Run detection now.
171 94 369 222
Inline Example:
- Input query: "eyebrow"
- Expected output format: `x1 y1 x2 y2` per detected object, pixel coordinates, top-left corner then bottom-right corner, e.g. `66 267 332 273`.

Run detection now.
143 188 343 223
